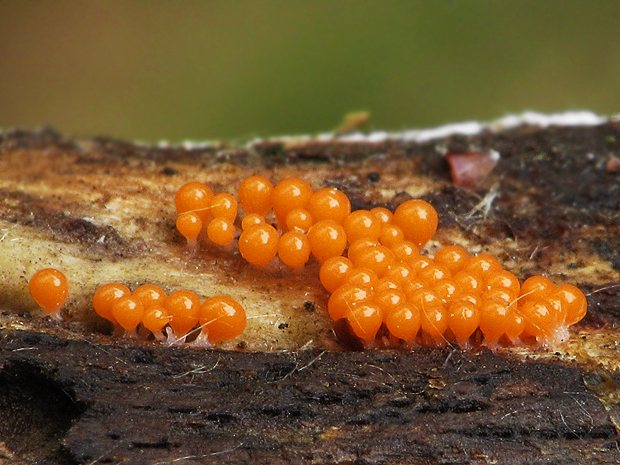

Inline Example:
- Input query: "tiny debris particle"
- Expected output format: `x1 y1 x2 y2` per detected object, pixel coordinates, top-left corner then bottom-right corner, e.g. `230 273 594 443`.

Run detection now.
162 166 177 176
367 172 380 183
606 156 620 173
278 323 289 329
303 301 316 312
446 150 500 188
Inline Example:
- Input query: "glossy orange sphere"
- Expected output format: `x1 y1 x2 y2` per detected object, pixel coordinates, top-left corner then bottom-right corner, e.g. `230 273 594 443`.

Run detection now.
385 303 421 341
346 302 383 342
307 220 347 263
272 177 314 229
319 256 353 292
29 268 69 316
199 295 246 343
207 217 236 246
174 182 214 221
434 245 470 274
327 284 374 321
111 296 145 332
238 223 280 266
307 187 351 225
238 175 274 216
176 212 203 242
93 283 131 323
392 199 438 248
210 192 238 221
133 284 166 309
164 290 201 339
343 209 381 243
277 230 311 268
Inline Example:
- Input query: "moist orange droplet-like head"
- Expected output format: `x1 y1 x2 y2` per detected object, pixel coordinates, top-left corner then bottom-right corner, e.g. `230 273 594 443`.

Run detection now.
378 223 405 248
307 187 351 224
207 217 236 246
285 208 313 233
344 267 379 288
408 255 434 276
434 245 470 274
504 310 526 342
448 299 480 342
402 278 427 301
390 240 419 262
548 283 587 325
373 277 402 295
164 290 201 339
345 302 383 342
174 182 214 221
370 207 393 225
392 199 438 249
176 212 203 242
238 223 280 266
347 238 380 263
484 287 518 306
132 284 167 309
277 230 311 268
455 291 483 308
351 245 395 277
385 303 421 341
374 289 407 318
319 256 353 292
142 305 171 333
111 296 145 332
327 284 374 321
241 213 265 231
272 177 314 228
485 269 521 296
343 210 381 244
464 253 502 280
418 263 452 286
453 270 484 293
307 220 347 263
432 278 462 304
420 304 449 341
199 295 246 344
519 275 555 302
478 298 512 344
209 192 238 221
93 283 131 323
238 175 274 216
383 262 414 285
29 268 69 317
408 288 442 311
519 298 556 339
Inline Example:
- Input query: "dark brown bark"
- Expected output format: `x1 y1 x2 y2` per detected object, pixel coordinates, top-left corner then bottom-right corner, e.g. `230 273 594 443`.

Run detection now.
1 329 619 465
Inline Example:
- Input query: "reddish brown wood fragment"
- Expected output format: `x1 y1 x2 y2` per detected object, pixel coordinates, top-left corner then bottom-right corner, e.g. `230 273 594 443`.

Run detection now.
606 155 620 173
446 150 499 188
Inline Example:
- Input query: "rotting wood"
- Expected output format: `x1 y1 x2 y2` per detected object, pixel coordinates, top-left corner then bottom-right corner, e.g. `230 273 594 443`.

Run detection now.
1 123 620 463
1 329 619 465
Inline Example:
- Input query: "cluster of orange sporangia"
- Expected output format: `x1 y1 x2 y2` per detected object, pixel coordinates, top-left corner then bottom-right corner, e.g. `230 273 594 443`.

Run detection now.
28 175 587 350
174 175 437 267
28 271 246 346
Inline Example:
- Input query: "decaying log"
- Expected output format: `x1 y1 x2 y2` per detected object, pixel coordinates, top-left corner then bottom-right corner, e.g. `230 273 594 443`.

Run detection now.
1 118 620 463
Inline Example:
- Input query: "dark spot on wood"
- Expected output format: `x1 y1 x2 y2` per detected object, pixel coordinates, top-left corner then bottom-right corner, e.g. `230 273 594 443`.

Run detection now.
303 301 316 312
367 171 380 183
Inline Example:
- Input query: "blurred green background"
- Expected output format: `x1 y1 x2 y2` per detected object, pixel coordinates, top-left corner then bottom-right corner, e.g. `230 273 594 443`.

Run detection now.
1 0 619 143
